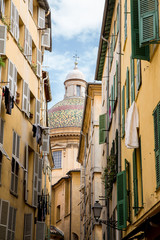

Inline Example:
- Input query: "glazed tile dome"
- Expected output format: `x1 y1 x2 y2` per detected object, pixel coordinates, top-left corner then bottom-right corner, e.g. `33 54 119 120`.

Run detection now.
48 98 84 129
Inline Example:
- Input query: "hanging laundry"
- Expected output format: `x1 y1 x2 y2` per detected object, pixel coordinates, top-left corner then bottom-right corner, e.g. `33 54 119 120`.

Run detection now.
3 86 14 115
36 124 42 146
32 124 37 137
125 101 139 148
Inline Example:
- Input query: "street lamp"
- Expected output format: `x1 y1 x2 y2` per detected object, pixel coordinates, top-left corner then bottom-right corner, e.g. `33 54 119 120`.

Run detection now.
92 201 102 221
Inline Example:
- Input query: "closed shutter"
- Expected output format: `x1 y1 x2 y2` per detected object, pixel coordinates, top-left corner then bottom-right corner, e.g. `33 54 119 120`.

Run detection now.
28 34 32 64
117 171 127 229
10 0 15 36
38 7 45 29
28 0 33 16
15 8 19 42
126 67 129 110
130 0 150 60
24 27 29 57
0 118 4 145
35 99 40 125
113 21 116 49
13 66 17 99
0 200 9 240
8 60 14 95
24 213 32 240
24 144 28 202
117 3 119 34
42 129 49 154
0 25 7 54
130 57 135 104
99 114 106 144
113 75 115 109
36 222 45 240
7 206 16 240
0 0 5 16
124 0 127 41
42 28 50 48
115 61 118 100
38 157 42 195
32 152 38 207
153 103 160 188
12 131 20 160
122 86 125 138
27 88 30 118
107 95 110 129
133 149 139 215
37 49 41 77
22 80 29 114
138 0 158 45
136 59 141 91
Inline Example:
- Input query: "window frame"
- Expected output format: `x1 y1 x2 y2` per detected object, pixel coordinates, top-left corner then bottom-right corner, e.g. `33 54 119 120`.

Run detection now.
53 151 62 169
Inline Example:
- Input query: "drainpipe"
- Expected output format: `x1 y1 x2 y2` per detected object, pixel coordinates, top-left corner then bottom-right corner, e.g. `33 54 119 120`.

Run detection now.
69 174 72 240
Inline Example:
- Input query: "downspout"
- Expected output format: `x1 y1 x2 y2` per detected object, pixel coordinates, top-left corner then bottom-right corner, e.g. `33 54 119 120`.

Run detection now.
106 45 110 240
69 174 72 240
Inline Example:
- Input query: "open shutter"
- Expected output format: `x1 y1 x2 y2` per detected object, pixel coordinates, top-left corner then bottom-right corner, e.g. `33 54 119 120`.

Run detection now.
113 75 115 109
10 0 15 36
99 114 106 144
130 57 135 104
22 80 28 114
126 67 129 110
124 0 127 41
8 60 14 95
153 103 160 188
13 65 17 99
38 157 42 195
138 0 159 46
131 0 150 60
0 200 9 240
15 8 19 42
36 222 45 240
24 27 29 57
37 49 41 77
27 88 30 118
122 86 125 138
24 213 32 240
42 28 50 48
28 0 33 16
136 59 141 91
117 171 127 229
24 144 28 202
35 99 40 125
0 0 5 17
133 149 139 215
28 34 32 64
38 7 45 29
111 86 113 119
32 152 38 207
0 25 7 55
117 3 119 34
115 61 118 100
42 129 49 154
7 207 16 240
0 118 4 145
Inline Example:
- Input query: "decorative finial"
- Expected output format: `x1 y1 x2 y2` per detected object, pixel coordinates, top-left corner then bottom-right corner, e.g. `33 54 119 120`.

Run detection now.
73 53 79 69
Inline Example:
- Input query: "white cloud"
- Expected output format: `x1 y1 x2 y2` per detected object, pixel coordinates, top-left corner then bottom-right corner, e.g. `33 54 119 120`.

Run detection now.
48 0 105 39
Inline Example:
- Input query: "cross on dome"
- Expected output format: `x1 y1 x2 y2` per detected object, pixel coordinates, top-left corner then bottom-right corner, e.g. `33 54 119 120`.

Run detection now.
73 53 79 69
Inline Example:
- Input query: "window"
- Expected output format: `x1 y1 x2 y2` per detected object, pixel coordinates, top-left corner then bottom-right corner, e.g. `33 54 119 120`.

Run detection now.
8 59 17 99
0 25 7 55
0 0 5 17
22 80 30 117
130 0 150 60
36 222 45 239
37 48 41 77
153 103 160 188
130 57 135 104
35 98 40 124
38 7 45 29
0 199 10 239
136 60 141 92
99 114 106 144
53 151 62 169
10 131 20 195
10 0 19 42
23 213 32 239
42 28 51 48
116 3 119 34
122 86 125 138
126 67 130 110
7 206 16 239
56 205 61 221
24 27 32 64
76 85 80 97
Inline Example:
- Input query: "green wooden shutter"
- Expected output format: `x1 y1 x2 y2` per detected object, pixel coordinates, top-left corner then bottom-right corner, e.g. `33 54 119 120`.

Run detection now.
130 57 135 104
113 76 115 109
133 149 139 215
111 85 113 118
116 61 118 100
125 160 130 222
113 21 116 49
153 103 160 188
99 114 106 144
138 0 159 46
117 171 127 229
122 86 125 138
139 137 143 205
136 59 141 91
126 67 129 110
117 3 119 34
107 96 110 129
124 0 127 41
130 0 150 60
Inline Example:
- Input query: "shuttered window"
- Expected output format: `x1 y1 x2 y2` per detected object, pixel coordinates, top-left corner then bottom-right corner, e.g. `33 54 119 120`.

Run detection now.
42 129 49 154
117 171 127 229
126 67 130 110
153 103 160 188
115 61 118 100
36 221 45 240
42 28 50 48
0 25 7 55
117 3 119 34
133 149 139 215
122 86 125 138
24 213 32 240
7 206 16 240
24 27 32 64
37 49 41 77
10 1 19 42
136 60 141 91
8 60 17 99
125 160 130 222
12 131 20 160
130 0 150 60
113 75 116 109
0 0 5 17
130 57 135 104
0 199 9 239
38 7 45 29
22 80 30 117
138 0 159 46
35 99 40 125
99 114 106 144
124 0 127 42
24 145 28 202
32 152 39 207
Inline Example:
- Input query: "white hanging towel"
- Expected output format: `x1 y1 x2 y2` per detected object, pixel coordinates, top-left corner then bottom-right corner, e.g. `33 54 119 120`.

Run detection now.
125 101 139 148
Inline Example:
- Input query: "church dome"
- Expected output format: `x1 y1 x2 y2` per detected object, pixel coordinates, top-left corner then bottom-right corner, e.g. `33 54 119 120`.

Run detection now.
65 66 85 81
48 98 84 129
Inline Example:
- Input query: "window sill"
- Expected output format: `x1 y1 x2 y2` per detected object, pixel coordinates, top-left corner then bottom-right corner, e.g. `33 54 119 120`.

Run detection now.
10 190 18 198
56 219 62 224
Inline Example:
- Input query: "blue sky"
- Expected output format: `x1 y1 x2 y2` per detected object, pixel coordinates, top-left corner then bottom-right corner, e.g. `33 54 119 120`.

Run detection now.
44 0 105 108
